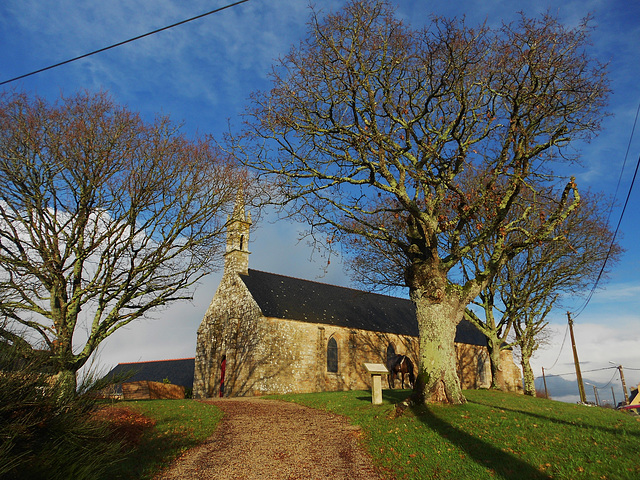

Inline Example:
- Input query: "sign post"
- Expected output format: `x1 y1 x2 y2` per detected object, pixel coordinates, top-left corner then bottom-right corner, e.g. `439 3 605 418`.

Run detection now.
364 363 388 405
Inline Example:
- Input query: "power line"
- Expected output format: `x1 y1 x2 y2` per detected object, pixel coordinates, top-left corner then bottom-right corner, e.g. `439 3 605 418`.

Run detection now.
545 102 640 374
605 104 639 228
541 366 617 379
597 370 619 389
543 365 640 377
0 0 251 86
572 100 640 318
545 322 569 371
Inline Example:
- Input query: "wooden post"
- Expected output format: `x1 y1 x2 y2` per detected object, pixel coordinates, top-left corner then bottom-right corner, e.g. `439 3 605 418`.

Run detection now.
618 365 630 405
372 374 383 404
364 363 388 405
567 312 587 403
542 367 549 399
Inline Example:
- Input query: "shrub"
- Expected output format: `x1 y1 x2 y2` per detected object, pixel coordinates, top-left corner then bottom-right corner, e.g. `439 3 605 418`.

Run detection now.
0 342 126 480
535 389 550 399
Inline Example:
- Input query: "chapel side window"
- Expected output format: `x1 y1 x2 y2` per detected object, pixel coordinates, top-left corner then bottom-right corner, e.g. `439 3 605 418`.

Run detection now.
327 337 338 373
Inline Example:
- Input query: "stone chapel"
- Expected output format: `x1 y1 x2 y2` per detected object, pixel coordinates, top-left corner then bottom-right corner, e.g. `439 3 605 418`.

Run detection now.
193 200 522 398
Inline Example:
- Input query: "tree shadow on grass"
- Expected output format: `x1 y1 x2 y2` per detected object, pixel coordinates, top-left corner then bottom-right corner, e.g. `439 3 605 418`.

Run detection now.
411 404 553 480
111 430 197 480
356 389 413 403
466 398 640 439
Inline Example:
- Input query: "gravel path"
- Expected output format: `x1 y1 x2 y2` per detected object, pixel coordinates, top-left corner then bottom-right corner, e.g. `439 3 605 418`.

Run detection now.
154 398 384 480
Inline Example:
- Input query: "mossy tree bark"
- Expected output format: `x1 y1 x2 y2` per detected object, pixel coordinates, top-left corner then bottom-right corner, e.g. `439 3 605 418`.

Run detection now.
516 313 543 396
463 300 512 391
521 347 537 396
403 261 466 404
412 299 467 404
486 334 506 390
54 369 78 401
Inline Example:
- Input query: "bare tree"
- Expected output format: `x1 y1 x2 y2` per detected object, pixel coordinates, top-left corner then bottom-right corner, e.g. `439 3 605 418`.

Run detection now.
0 90 246 394
462 191 620 393
506 193 620 395
237 0 609 404
463 295 515 391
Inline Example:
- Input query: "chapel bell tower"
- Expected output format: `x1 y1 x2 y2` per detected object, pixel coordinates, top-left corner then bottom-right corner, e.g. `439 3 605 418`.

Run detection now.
224 192 251 275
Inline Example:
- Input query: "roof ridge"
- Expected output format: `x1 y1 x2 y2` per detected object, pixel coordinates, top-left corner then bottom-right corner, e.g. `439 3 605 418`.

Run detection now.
245 268 409 302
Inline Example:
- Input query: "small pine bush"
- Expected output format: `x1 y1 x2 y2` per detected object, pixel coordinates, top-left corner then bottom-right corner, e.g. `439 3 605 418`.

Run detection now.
0 343 126 480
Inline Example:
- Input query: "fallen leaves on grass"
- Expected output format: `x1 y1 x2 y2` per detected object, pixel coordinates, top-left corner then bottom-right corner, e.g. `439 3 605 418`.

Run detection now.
92 406 156 446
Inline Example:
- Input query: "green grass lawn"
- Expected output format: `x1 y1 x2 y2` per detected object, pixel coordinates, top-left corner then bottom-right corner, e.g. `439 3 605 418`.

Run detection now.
104 399 223 480
272 389 640 480
100 391 639 480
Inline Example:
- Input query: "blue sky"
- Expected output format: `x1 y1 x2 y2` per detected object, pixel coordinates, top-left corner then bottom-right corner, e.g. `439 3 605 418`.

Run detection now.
1 0 638 403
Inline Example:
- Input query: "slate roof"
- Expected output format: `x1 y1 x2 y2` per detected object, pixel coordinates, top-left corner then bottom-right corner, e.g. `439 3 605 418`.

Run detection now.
240 269 487 346
107 357 195 388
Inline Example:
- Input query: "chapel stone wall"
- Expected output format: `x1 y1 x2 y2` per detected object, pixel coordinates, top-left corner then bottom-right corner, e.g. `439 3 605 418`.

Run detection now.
198 309 523 397
248 320 421 394
195 274 523 398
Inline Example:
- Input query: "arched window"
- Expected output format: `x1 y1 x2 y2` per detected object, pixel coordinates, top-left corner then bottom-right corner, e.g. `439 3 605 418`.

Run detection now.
327 337 338 373
386 343 396 366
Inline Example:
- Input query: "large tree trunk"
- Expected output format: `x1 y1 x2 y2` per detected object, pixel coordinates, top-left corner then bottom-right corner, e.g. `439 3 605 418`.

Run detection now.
486 334 506 390
52 337 80 400
407 263 466 405
54 369 78 401
412 299 466 404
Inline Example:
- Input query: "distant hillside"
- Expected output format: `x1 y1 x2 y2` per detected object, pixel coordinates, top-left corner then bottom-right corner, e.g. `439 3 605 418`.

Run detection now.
534 375 624 405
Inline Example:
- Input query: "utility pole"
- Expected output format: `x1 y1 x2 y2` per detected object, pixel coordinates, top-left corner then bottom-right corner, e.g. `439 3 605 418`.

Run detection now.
568 311 586 403
610 361 630 405
542 367 549 399
618 365 630 405
611 386 617 408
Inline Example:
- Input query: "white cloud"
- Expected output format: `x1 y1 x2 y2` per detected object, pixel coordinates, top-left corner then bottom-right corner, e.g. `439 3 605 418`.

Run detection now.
589 283 640 302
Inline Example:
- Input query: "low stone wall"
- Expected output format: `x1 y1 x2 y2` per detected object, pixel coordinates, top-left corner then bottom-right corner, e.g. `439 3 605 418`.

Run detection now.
122 381 185 400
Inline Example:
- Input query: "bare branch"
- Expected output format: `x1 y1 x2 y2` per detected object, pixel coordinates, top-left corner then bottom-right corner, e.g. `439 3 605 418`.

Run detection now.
0 90 249 383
